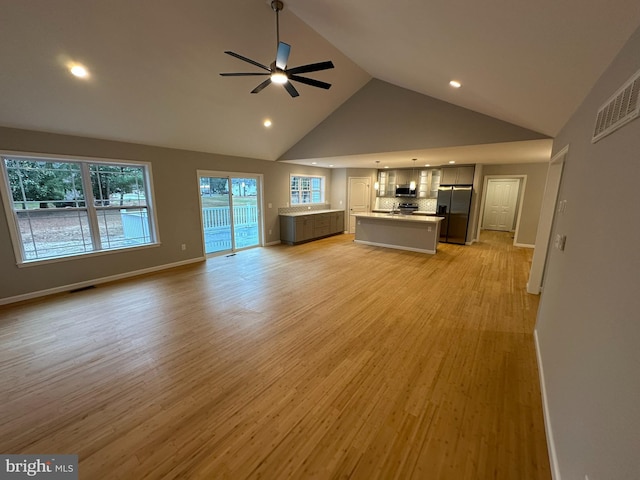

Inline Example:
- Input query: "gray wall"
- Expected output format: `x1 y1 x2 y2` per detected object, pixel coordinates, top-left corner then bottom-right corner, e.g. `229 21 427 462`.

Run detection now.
535 26 640 480
281 79 549 160
329 168 347 231
0 127 333 302
479 163 549 246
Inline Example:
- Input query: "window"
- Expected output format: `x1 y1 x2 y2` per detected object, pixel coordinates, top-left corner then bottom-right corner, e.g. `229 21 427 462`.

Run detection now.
0 154 157 264
290 175 325 205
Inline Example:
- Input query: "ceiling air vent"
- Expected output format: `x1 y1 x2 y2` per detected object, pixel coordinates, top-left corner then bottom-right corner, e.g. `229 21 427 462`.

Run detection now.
592 69 640 143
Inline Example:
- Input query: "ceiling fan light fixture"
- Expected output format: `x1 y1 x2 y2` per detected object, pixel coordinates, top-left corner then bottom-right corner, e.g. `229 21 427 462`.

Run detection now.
270 71 288 84
449 80 462 88
220 1 333 97
69 64 89 78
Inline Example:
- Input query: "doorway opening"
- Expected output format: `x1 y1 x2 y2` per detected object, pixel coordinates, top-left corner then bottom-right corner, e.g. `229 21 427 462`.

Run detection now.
197 171 263 256
478 175 527 245
527 146 568 294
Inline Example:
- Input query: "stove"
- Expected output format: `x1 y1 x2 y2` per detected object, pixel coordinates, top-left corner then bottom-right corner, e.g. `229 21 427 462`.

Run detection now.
397 203 418 214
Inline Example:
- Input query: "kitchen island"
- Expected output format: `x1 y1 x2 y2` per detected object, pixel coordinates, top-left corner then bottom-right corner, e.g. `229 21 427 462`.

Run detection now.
354 212 444 254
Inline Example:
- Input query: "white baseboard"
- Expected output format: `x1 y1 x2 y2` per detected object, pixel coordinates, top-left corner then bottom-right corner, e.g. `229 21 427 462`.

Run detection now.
534 329 561 480
0 257 205 306
264 240 281 246
514 242 535 248
354 239 436 254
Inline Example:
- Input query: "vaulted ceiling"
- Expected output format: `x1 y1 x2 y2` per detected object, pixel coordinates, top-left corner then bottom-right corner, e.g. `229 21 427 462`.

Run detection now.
1 0 639 168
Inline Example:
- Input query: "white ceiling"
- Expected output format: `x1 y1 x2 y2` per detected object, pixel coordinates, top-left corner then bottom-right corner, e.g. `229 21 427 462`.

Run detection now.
1 0 639 168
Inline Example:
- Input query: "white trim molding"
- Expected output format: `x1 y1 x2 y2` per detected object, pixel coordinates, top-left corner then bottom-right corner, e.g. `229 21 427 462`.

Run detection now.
535 330 562 480
514 242 535 248
0 257 205 306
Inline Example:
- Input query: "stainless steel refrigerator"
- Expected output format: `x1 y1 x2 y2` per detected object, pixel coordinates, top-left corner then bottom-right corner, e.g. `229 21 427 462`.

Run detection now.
436 186 473 244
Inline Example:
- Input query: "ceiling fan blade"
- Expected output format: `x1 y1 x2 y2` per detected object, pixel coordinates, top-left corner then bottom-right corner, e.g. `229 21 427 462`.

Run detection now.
283 81 300 98
275 42 291 70
220 72 271 76
286 61 334 75
289 75 332 90
224 51 271 72
251 78 272 94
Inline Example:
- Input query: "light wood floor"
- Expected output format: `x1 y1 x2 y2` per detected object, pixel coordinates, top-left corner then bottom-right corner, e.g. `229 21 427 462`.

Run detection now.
0 231 551 479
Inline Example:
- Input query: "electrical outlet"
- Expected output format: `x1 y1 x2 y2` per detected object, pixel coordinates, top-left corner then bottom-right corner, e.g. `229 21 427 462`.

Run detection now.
181 244 186 251
268 229 272 235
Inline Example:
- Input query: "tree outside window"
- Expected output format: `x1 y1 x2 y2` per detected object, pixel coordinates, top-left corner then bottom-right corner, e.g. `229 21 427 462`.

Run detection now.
290 175 324 205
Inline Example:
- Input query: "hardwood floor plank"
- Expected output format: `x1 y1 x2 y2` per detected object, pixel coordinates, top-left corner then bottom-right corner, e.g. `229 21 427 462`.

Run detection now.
0 231 551 479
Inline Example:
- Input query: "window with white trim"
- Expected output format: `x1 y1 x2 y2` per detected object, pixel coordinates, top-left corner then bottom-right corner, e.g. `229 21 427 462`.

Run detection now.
290 175 325 205
0 154 158 264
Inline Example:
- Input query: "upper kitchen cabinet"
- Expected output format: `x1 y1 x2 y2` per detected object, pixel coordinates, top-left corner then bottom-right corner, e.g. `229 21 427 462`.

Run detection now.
395 170 411 186
376 171 387 197
440 165 475 185
417 169 441 199
385 170 396 196
377 169 403 197
377 168 441 198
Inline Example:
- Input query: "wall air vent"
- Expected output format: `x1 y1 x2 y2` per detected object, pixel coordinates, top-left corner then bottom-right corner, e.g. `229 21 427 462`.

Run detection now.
592 69 640 143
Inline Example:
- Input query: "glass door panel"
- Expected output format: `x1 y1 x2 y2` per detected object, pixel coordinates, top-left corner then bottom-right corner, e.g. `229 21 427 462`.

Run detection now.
200 176 232 254
231 177 259 249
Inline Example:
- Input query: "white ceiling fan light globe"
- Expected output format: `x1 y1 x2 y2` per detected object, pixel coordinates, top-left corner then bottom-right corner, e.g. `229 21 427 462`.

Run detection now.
271 72 288 84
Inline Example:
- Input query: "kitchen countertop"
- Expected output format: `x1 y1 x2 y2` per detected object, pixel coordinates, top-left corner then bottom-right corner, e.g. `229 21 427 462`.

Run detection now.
279 209 344 217
372 209 437 215
354 212 444 223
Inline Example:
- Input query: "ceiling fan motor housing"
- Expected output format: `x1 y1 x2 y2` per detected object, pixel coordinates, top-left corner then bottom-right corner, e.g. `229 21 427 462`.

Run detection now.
271 1 283 12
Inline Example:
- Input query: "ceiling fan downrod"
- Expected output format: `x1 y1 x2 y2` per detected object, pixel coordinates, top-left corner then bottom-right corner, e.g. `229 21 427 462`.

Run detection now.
272 1 284 48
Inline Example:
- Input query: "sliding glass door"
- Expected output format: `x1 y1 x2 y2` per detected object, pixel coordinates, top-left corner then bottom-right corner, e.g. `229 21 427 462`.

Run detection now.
230 177 260 249
198 173 261 255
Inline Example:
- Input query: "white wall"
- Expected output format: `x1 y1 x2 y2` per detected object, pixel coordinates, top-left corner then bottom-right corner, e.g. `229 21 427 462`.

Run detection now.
535 26 640 480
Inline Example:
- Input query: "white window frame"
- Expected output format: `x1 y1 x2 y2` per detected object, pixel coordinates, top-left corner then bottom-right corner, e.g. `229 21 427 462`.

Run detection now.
290 174 325 205
0 151 160 266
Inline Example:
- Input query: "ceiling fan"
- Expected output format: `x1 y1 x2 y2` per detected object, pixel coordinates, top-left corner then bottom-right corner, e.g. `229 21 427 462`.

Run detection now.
220 0 334 98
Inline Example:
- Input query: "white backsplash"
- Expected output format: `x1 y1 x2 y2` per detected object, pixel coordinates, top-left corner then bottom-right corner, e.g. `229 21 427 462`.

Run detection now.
278 203 332 214
375 197 436 212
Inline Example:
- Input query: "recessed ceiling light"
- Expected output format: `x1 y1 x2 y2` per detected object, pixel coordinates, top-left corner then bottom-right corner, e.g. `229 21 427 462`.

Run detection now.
449 160 456 164
69 64 88 78
263 119 272 127
311 162 317 165
384 166 389 169
329 164 334 167
449 80 461 88
424 164 430 167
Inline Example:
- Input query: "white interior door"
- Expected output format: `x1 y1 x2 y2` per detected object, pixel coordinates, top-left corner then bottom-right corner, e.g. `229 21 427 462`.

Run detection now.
482 179 520 231
348 177 370 234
